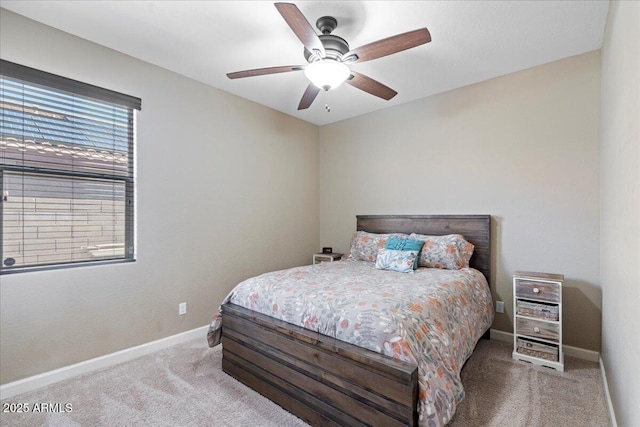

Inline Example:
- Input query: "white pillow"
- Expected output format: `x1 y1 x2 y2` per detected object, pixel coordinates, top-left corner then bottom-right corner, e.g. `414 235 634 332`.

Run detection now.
375 248 418 273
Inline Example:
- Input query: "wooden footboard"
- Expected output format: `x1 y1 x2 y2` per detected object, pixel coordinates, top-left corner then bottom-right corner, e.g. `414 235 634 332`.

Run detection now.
221 302 419 427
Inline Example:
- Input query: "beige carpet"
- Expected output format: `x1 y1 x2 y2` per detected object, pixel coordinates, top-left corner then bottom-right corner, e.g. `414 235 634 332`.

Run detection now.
1 338 610 427
449 340 610 427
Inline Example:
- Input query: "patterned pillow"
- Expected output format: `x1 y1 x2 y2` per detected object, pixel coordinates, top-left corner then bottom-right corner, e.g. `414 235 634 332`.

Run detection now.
345 231 409 262
375 248 418 273
385 237 425 270
409 233 474 270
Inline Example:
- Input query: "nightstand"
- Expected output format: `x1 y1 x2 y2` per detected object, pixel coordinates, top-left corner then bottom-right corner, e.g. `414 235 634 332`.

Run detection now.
312 253 343 264
512 271 564 371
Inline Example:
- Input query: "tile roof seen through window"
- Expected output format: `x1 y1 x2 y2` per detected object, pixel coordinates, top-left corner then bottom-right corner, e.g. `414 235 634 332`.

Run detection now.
0 77 129 157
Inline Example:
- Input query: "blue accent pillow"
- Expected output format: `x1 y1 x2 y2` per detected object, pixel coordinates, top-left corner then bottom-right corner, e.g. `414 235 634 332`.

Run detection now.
385 237 425 270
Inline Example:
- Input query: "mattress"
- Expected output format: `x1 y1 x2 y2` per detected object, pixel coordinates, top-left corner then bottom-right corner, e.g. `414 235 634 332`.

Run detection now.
208 259 494 426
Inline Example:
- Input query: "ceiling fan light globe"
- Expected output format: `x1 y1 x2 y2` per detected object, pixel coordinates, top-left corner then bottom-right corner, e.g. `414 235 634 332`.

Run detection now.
304 60 350 91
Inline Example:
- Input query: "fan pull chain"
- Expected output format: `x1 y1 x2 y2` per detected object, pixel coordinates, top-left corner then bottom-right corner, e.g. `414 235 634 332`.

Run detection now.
323 90 331 113
324 96 331 112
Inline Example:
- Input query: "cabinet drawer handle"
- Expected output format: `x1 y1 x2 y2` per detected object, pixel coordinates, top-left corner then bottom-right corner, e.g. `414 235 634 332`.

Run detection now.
533 287 540 294
533 326 540 333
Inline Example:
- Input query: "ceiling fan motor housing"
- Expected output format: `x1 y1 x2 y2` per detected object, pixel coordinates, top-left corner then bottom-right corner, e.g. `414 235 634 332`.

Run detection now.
304 35 350 61
304 16 350 62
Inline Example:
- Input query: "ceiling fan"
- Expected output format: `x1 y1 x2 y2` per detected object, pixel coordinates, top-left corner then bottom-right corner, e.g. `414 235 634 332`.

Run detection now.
227 2 431 110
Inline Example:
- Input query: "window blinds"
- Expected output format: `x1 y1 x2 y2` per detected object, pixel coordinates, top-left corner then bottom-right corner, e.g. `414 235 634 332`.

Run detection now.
0 60 141 273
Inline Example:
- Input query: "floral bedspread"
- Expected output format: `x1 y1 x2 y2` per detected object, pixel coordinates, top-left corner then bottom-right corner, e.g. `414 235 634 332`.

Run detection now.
208 259 494 427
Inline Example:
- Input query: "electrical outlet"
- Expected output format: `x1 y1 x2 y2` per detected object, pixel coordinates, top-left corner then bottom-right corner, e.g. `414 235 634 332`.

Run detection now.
495 301 504 314
179 302 187 316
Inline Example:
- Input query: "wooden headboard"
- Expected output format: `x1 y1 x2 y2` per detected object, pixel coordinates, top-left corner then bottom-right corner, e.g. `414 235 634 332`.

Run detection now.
356 215 491 284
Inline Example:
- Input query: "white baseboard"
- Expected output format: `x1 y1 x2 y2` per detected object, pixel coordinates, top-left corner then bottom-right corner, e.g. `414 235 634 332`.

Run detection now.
489 328 513 343
563 343 599 362
489 329 600 362
599 356 618 427
0 325 209 400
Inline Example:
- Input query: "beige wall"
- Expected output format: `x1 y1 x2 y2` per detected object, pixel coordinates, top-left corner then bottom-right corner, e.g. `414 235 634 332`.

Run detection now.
0 10 319 384
319 52 601 351
600 1 640 425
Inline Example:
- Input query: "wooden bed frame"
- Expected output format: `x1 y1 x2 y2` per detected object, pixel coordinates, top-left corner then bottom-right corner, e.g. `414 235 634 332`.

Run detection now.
221 215 491 427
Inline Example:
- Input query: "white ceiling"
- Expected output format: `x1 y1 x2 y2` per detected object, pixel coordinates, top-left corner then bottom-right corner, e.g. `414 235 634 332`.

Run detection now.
1 1 609 126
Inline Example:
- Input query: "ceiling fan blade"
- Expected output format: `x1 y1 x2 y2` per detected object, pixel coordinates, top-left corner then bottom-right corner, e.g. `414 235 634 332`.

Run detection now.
226 66 303 79
298 83 321 110
346 71 397 100
343 28 431 64
275 3 325 58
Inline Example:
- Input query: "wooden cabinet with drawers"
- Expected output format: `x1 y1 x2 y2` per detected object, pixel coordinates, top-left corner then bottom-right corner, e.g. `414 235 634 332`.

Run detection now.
512 271 564 371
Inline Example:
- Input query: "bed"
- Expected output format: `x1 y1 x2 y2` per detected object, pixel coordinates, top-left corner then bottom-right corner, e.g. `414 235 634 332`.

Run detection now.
208 215 493 427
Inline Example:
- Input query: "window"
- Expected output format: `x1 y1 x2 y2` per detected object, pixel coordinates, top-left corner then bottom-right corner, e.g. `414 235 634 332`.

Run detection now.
0 60 141 273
